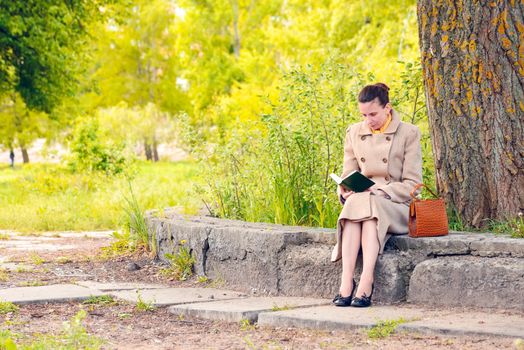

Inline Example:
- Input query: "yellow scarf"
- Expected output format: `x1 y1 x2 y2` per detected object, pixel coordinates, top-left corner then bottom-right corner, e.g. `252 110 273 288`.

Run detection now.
371 112 392 134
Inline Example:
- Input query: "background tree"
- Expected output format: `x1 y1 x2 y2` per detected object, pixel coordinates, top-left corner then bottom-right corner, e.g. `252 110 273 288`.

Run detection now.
417 0 523 226
0 0 115 160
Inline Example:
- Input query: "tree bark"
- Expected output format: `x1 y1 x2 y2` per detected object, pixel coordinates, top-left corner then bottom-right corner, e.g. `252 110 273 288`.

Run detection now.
417 0 524 226
152 137 159 162
144 139 152 161
20 146 29 163
231 0 241 58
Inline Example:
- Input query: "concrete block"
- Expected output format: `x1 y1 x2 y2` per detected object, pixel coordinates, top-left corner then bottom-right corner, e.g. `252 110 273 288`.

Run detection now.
470 236 524 258
408 256 524 311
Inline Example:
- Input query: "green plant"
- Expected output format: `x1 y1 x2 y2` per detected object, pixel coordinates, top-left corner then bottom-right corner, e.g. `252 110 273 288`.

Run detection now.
485 215 524 239
17 281 46 287
68 117 129 176
0 268 8 282
239 318 256 331
82 295 116 306
55 256 73 264
29 310 104 349
0 233 9 240
0 330 17 350
197 275 209 283
15 266 32 273
367 317 407 339
161 241 195 281
99 231 136 259
135 291 156 312
29 253 45 265
0 300 19 314
271 304 291 312
122 181 151 251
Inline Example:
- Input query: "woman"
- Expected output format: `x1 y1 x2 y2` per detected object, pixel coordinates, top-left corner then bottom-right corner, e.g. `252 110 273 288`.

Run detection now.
332 83 422 307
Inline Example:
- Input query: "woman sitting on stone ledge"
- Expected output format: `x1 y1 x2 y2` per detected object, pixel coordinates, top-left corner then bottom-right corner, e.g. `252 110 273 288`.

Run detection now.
332 83 422 308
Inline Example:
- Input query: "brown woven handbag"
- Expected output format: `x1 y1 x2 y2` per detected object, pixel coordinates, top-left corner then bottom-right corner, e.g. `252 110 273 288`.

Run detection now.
408 184 449 238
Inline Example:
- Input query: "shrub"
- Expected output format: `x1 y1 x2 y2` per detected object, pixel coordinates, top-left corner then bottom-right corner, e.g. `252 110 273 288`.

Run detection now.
68 117 129 176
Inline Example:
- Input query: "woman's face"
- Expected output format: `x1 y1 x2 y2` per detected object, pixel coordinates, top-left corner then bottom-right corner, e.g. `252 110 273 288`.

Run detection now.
358 98 392 130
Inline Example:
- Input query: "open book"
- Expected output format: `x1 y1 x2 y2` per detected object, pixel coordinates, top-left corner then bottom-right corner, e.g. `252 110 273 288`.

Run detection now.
330 171 375 192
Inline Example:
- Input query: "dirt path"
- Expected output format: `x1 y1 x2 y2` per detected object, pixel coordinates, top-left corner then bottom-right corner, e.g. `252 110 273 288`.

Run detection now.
0 231 519 349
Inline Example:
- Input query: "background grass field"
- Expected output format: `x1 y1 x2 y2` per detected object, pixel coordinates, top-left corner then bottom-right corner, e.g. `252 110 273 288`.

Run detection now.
0 161 201 232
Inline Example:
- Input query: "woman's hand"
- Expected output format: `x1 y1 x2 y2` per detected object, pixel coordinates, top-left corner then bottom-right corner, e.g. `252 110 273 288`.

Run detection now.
367 185 389 198
338 185 354 200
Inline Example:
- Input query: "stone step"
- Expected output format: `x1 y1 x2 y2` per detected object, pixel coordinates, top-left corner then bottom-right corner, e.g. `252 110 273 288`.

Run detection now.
147 214 524 310
407 256 524 310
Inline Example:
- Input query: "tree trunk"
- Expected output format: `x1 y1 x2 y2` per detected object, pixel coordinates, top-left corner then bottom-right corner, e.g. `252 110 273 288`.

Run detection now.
232 0 241 57
144 139 152 161
20 146 29 163
152 138 159 162
417 0 524 226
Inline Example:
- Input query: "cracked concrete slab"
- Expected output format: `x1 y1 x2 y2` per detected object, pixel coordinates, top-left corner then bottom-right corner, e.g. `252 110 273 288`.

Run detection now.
258 305 426 330
399 311 524 338
0 284 104 304
257 305 524 338
169 296 331 323
110 288 247 306
76 281 168 291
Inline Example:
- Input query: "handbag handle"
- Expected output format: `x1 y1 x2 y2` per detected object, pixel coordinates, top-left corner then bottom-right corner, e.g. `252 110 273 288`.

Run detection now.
410 183 439 199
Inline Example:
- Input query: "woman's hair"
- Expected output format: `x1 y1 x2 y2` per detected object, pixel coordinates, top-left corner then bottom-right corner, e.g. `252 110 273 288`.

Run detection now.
358 83 390 106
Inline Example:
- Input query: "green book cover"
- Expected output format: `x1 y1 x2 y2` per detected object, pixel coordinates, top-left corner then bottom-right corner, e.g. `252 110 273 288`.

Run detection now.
330 171 375 192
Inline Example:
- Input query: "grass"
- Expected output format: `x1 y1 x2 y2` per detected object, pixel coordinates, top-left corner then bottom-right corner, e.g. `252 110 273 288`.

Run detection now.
367 318 408 339
239 319 257 331
135 291 156 312
160 241 195 281
0 268 8 282
29 253 45 265
449 210 524 239
0 161 201 232
0 300 19 314
17 281 47 287
98 231 136 260
82 295 116 306
0 310 104 349
271 304 291 311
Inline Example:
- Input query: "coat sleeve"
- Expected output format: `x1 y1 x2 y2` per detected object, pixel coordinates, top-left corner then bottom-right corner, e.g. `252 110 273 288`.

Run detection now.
341 127 360 178
377 126 422 203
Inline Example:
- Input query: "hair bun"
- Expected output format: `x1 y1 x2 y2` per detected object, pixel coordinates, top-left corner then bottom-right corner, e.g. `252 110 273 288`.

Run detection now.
374 83 390 92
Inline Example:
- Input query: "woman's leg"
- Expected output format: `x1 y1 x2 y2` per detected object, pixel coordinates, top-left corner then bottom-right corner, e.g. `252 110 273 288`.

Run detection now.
355 219 379 297
339 220 362 296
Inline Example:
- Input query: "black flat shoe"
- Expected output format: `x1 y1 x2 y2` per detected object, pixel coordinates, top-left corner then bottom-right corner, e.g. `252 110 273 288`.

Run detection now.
333 279 356 307
351 283 374 308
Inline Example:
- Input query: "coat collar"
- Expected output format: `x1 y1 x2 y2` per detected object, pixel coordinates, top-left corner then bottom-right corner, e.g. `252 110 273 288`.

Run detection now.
357 110 401 135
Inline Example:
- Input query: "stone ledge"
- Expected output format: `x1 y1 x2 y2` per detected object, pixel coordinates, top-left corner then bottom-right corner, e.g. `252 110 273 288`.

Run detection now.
146 213 524 310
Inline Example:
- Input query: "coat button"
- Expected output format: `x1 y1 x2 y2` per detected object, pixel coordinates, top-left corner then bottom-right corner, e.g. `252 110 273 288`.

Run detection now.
360 157 366 162
386 136 391 141
382 158 388 163
361 135 367 141
385 176 390 181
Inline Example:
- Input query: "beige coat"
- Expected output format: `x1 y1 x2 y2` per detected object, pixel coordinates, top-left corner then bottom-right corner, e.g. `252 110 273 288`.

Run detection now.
331 110 422 262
